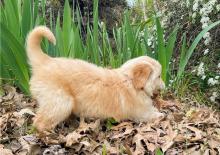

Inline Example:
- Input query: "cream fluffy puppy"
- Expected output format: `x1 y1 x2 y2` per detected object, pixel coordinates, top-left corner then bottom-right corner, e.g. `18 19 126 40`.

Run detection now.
26 26 165 132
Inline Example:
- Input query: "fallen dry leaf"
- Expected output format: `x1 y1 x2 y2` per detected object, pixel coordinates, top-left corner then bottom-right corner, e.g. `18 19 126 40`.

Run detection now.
18 135 41 155
154 97 180 111
173 112 185 122
43 145 67 155
18 108 35 116
65 131 85 146
2 86 16 101
185 125 203 142
184 145 201 155
111 121 133 131
78 118 100 134
132 133 147 155
0 147 13 155
208 137 220 149
103 140 119 154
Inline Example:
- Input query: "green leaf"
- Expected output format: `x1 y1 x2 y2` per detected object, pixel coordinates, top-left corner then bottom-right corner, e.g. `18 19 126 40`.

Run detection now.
0 27 29 94
21 0 33 39
106 118 118 130
33 0 39 25
155 17 167 82
102 144 107 155
124 11 135 57
63 0 72 56
178 33 187 78
4 0 20 37
155 148 164 155
92 0 100 64
166 25 178 68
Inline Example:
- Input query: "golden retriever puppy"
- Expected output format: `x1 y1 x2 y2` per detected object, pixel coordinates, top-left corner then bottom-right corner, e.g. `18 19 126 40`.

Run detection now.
26 26 165 132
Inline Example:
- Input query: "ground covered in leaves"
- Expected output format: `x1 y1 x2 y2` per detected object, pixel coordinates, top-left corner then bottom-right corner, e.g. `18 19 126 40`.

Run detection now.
0 86 220 155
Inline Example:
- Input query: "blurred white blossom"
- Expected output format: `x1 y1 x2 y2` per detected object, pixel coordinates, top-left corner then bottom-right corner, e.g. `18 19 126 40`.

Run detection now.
203 49 209 55
193 1 199 11
203 32 211 45
139 31 144 38
186 0 190 7
200 16 210 23
197 62 205 77
201 75 206 80
126 0 135 7
216 4 220 11
210 92 218 102
147 38 152 46
192 12 197 19
208 78 219 86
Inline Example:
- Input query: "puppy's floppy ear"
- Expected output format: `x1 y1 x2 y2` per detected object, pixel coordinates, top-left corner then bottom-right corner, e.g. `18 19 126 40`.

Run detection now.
132 63 152 89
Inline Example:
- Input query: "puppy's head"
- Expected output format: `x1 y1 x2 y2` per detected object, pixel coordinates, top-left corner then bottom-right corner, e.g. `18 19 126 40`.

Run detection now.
122 56 165 96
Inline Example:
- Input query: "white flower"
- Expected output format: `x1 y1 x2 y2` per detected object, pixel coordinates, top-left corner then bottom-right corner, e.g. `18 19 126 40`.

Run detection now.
186 0 190 8
209 0 217 6
151 42 155 48
204 37 211 45
203 49 209 55
200 16 210 24
210 92 218 102
147 38 152 46
218 63 220 68
139 31 144 37
197 62 205 76
203 32 210 39
203 32 211 45
192 69 196 73
171 0 179 2
192 12 197 19
215 76 220 80
199 8 206 15
202 23 208 29
100 22 104 28
126 0 135 7
208 78 219 86
216 4 220 11
202 75 206 80
193 2 199 11
200 3 213 16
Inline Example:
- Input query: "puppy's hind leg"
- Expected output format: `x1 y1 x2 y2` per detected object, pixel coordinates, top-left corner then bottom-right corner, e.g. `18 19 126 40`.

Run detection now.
33 89 74 132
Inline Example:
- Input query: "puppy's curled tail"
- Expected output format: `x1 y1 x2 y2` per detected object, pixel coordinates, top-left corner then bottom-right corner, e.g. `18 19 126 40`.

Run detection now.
26 26 56 66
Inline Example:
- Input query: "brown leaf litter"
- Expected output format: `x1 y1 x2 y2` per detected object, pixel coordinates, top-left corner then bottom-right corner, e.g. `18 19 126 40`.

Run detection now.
0 85 220 154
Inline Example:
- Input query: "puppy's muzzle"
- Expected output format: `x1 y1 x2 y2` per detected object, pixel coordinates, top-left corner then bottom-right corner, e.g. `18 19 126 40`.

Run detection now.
153 80 165 96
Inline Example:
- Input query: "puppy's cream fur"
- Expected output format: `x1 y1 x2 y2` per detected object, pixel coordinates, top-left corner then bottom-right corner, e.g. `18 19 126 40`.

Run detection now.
26 26 165 132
